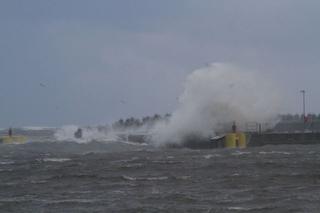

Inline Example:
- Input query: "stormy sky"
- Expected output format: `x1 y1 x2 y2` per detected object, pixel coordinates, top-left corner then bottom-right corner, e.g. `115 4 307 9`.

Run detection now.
0 0 319 127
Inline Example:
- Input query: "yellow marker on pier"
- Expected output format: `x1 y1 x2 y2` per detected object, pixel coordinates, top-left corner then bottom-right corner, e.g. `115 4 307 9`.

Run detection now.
224 133 247 148
0 136 28 144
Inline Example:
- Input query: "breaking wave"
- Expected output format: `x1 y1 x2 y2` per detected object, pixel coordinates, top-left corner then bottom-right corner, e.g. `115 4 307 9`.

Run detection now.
151 63 284 145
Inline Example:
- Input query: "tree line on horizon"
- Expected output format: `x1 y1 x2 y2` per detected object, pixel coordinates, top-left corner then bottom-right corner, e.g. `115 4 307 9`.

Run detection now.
112 113 171 130
279 113 320 122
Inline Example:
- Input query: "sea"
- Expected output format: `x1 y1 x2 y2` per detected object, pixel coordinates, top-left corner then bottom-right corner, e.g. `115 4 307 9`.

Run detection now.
0 127 320 212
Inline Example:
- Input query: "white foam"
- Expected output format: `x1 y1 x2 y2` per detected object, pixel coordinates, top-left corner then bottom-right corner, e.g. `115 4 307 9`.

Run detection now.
118 140 148 146
42 158 71 162
231 151 251 156
204 154 213 159
122 175 137 181
146 176 168 181
227 206 250 211
43 199 99 204
21 126 56 131
204 154 221 159
259 151 292 155
151 63 284 145
0 160 15 165
122 175 168 181
54 125 118 143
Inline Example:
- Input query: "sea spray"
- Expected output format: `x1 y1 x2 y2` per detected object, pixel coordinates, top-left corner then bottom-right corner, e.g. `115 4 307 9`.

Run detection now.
151 63 284 145
54 125 118 143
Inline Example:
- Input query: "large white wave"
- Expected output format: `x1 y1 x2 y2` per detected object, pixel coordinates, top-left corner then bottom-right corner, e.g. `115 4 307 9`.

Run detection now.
151 63 284 145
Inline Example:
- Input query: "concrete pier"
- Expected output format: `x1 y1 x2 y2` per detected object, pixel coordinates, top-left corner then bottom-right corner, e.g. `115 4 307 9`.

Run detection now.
248 132 320 147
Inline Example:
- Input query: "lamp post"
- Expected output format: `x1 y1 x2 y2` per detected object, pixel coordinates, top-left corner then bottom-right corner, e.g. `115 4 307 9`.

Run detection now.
300 90 306 123
299 90 307 136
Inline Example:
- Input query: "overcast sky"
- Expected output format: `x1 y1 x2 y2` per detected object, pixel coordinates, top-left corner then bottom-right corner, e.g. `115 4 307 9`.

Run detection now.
0 0 319 127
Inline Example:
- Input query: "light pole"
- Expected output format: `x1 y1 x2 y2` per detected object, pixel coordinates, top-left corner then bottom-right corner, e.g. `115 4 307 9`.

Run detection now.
300 90 306 122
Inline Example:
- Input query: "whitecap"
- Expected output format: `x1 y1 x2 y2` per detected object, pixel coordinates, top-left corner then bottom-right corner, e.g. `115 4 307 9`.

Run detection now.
121 163 144 168
0 160 15 165
22 126 56 131
118 140 148 146
54 125 120 144
227 206 250 211
122 175 137 181
146 176 168 181
232 151 251 156
30 180 47 184
259 151 292 155
122 175 168 181
42 158 71 162
204 154 221 159
44 199 99 204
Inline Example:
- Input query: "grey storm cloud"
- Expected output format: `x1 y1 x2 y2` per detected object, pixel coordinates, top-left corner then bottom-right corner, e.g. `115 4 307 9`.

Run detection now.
0 0 319 127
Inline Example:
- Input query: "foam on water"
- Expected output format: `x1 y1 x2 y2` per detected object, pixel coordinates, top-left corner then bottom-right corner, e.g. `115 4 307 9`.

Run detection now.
0 160 15 165
259 151 292 155
0 143 320 212
203 154 221 159
42 158 71 162
54 125 119 143
122 175 169 181
21 126 56 131
231 151 252 156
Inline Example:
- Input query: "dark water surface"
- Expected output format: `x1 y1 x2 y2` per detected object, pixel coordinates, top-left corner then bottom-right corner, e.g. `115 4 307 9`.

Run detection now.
0 140 320 212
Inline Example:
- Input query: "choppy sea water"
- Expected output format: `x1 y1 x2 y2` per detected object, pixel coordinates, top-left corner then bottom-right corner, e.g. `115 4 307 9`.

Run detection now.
0 129 320 212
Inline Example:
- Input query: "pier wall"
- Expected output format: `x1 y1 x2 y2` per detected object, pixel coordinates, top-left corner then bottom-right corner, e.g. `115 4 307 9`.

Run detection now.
248 132 320 147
